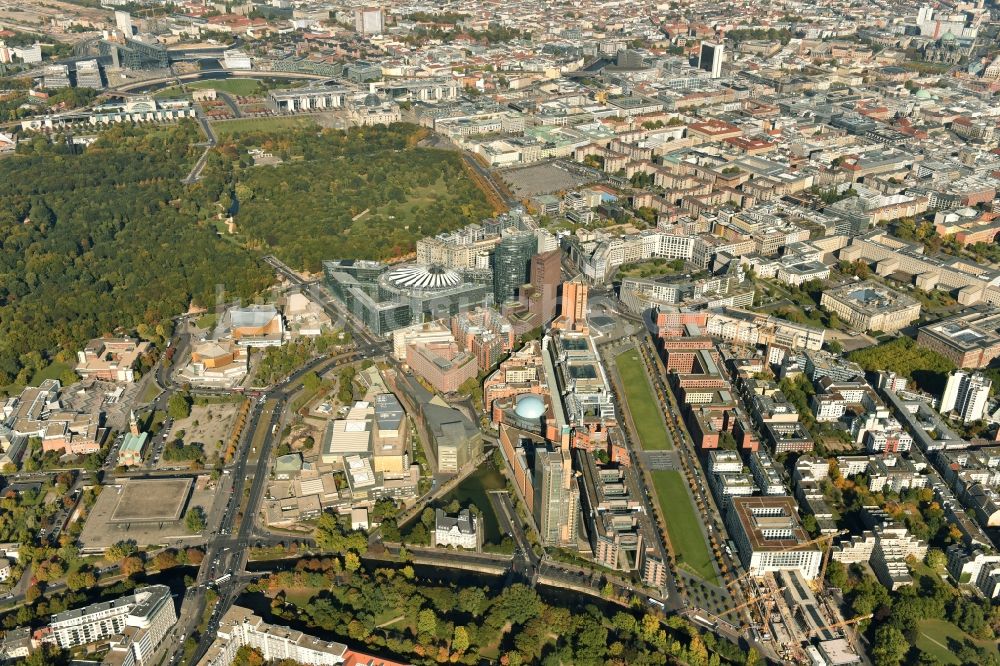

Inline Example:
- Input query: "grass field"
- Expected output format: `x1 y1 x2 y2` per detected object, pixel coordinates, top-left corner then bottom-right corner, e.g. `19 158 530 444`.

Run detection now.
615 349 672 450
212 116 318 137
139 381 161 405
153 86 190 100
916 619 999 664
651 470 716 583
31 361 73 385
188 78 264 96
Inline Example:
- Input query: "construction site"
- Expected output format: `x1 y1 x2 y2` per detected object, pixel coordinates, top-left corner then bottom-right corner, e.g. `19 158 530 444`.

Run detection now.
684 528 869 665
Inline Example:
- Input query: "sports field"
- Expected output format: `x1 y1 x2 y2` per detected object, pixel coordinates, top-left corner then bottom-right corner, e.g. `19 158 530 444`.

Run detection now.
652 470 716 582
614 349 672 450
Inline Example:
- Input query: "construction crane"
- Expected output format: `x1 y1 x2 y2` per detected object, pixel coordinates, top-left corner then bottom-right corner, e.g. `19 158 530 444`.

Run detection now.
804 614 873 637
713 587 786 620
791 530 849 590
725 569 754 591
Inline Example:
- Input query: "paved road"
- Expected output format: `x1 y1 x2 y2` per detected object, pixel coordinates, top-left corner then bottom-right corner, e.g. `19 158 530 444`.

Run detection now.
488 491 538 580
182 113 218 184
216 91 242 118
462 154 518 209
166 347 347 664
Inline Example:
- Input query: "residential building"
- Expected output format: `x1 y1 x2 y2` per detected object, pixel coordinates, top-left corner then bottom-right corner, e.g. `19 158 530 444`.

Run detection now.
0 627 31 661
197 606 347 666
833 525 927 590
940 371 991 423
947 545 1000 600
451 307 514 372
852 409 913 453
49 585 176 663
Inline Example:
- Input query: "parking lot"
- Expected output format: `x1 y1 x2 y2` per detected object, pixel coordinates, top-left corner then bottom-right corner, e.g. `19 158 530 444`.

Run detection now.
499 161 593 198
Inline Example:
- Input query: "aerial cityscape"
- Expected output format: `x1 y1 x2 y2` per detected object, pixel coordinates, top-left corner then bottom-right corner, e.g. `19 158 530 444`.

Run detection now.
0 0 998 664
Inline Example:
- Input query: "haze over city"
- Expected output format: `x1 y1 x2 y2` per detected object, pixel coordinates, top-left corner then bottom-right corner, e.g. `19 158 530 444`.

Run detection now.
0 0 998 664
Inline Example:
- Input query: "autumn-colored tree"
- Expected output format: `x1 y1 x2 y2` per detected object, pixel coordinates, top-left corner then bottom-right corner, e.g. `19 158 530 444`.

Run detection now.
343 552 360 573
152 550 177 571
452 625 469 654
121 556 144 577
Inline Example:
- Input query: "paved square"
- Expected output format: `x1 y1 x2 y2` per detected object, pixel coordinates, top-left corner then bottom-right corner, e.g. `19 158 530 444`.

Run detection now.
111 478 193 523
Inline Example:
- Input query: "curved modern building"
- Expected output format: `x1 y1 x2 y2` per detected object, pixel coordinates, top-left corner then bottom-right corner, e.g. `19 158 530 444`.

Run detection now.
324 259 493 335
382 264 463 291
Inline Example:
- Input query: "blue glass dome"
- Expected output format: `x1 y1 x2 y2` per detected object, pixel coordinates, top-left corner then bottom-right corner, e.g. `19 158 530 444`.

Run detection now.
515 394 546 419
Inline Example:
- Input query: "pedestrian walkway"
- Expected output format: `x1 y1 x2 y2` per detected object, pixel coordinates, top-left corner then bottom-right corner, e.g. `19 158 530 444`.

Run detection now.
644 450 677 471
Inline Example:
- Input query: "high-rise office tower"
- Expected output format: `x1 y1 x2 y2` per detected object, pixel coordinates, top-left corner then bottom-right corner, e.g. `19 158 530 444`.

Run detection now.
534 445 578 546
699 41 724 78
552 277 589 333
493 232 536 306
354 7 384 35
114 10 133 36
528 249 562 325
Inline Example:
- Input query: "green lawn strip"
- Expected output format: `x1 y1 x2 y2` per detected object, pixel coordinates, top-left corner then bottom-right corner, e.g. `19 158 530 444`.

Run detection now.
614 349 672 451
212 116 318 137
188 78 263 96
651 470 716 583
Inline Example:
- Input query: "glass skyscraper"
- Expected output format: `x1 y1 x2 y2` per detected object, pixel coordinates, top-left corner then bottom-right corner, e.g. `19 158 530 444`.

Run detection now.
493 232 536 306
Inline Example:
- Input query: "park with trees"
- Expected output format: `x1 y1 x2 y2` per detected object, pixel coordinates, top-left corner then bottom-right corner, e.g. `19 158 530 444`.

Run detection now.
0 122 272 391
246 554 753 666
226 123 494 272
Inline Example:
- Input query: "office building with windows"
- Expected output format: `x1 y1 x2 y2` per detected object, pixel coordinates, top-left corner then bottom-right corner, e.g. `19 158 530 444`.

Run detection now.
493 232 536 306
534 444 578 547
100 36 168 70
699 42 724 78
353 7 384 34
725 496 822 579
324 260 492 336
75 59 104 88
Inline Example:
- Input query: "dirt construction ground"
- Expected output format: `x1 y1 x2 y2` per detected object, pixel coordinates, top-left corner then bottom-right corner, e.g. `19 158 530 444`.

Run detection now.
161 402 240 467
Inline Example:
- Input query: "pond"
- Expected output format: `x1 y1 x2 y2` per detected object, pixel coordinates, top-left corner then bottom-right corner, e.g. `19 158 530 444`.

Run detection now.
437 461 508 544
